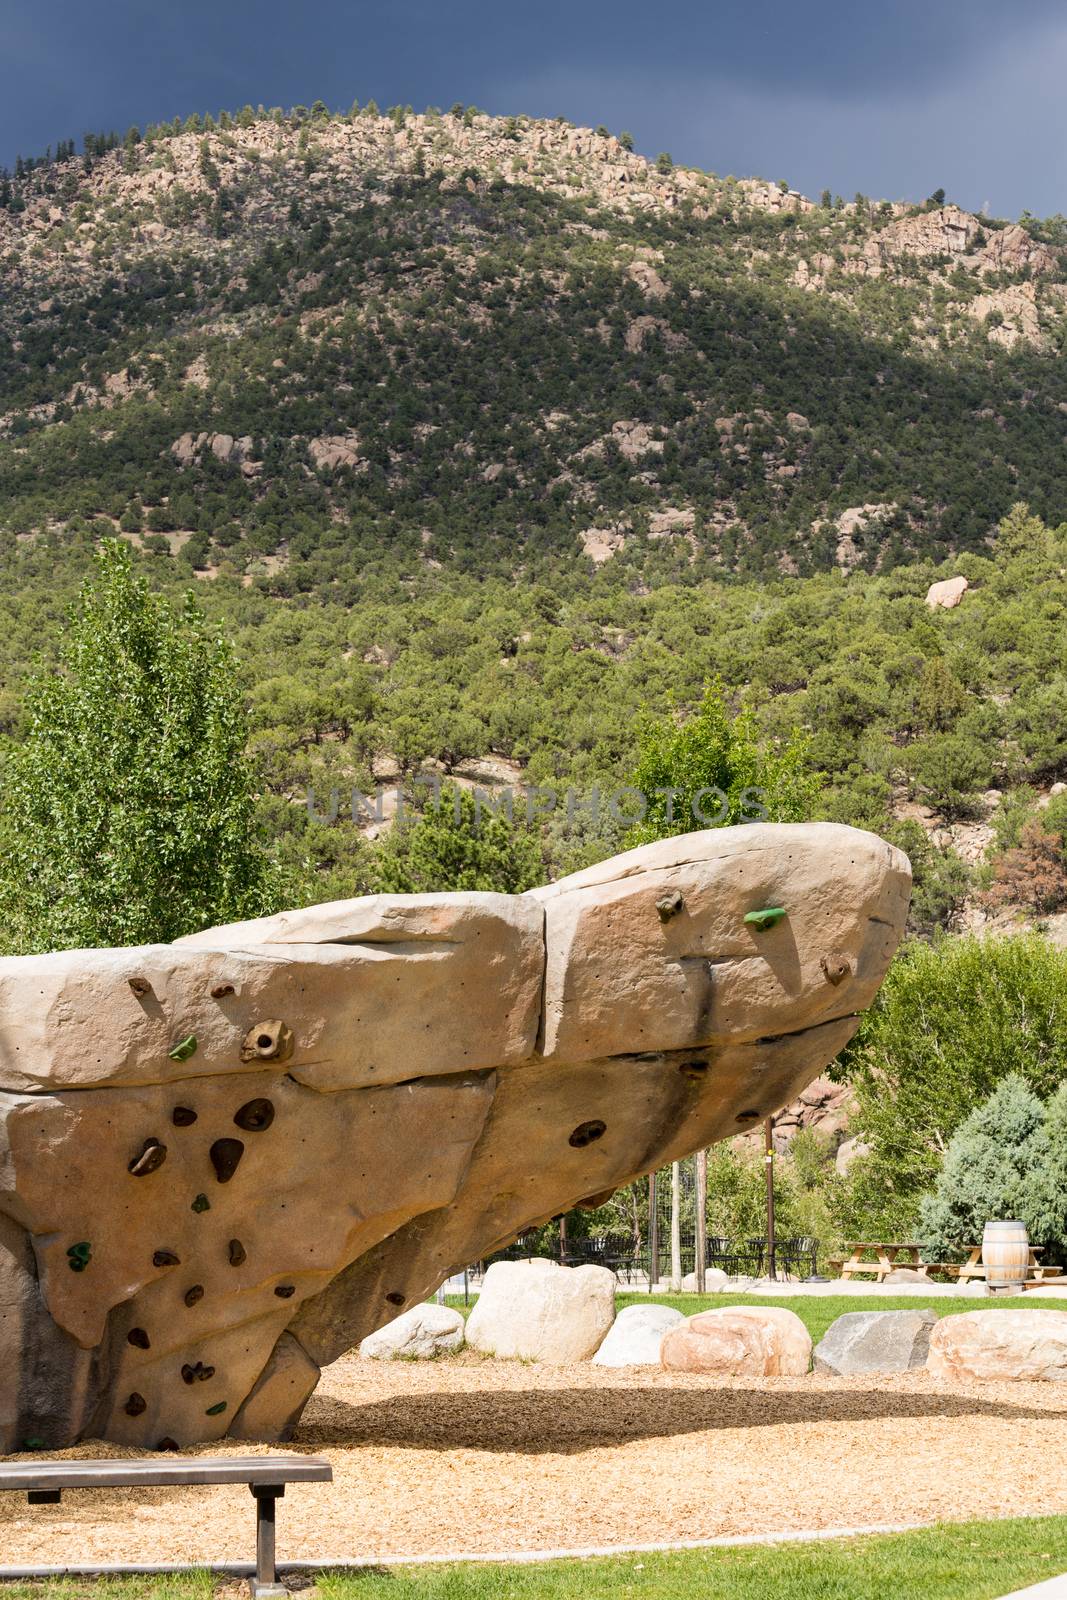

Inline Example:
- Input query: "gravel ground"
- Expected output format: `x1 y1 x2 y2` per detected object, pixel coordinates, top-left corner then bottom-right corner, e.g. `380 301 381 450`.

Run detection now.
2 1351 1067 1566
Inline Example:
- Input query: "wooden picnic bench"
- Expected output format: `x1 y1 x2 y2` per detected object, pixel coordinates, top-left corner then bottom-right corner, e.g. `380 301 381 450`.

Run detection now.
832 1241 1063 1287
0 1454 332 1597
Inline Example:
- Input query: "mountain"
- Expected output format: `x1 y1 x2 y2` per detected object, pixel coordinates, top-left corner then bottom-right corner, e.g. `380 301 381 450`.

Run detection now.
3 105 1067 584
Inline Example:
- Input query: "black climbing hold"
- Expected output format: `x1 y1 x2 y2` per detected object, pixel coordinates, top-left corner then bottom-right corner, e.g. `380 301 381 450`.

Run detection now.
153 1249 180 1268
228 1239 247 1267
128 977 151 998
206 1402 227 1416
184 1284 205 1307
656 889 685 922
233 1097 275 1133
385 1291 405 1307
168 1035 198 1062
735 1108 761 1123
209 1137 245 1183
568 1120 607 1148
191 1194 211 1213
274 1284 295 1298
181 1362 215 1384
66 1241 91 1272
172 1106 198 1127
240 1020 293 1064
127 1328 151 1350
156 1438 179 1452
210 983 235 999
124 1394 147 1417
128 1139 167 1177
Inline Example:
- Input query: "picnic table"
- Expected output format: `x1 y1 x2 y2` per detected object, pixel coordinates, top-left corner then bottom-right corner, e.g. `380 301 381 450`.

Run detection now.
834 1242 930 1282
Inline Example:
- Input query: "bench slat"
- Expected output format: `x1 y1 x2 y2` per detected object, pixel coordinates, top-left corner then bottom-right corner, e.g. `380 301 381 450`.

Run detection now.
0 1456 332 1492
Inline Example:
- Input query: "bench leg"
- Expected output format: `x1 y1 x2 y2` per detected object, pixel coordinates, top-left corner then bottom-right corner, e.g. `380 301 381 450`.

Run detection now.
250 1485 286 1599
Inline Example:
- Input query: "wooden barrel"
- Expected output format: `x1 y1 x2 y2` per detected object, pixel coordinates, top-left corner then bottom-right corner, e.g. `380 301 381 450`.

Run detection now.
982 1219 1029 1288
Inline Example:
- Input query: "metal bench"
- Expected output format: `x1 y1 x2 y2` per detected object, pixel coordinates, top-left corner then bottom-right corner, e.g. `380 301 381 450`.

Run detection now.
0 1453 332 1598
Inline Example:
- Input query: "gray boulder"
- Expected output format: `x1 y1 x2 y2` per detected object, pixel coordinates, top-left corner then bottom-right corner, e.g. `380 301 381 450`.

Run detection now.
814 1310 936 1375
592 1303 684 1366
359 1304 465 1360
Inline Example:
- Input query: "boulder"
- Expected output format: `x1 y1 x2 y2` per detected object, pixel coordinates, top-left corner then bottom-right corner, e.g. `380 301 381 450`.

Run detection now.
925 576 969 610
359 1304 465 1360
466 1259 616 1364
592 1304 684 1366
660 1307 812 1376
954 1279 991 1298
814 1310 936 1375
884 1268 930 1284
928 1310 1067 1380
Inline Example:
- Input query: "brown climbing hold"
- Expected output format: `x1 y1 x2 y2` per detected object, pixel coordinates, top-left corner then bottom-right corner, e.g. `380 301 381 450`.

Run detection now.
181 1362 215 1384
210 983 235 998
156 1438 179 1452
679 1060 708 1079
656 889 685 922
577 1188 617 1210
821 951 852 986
124 1393 147 1417
127 1328 151 1350
171 1106 197 1127
209 1138 245 1183
233 1097 275 1133
128 977 151 998
184 1285 205 1307
735 1108 761 1123
128 1139 167 1177
274 1284 296 1298
228 1239 247 1267
568 1120 607 1148
239 1020 294 1064
385 1291 405 1306
153 1249 180 1268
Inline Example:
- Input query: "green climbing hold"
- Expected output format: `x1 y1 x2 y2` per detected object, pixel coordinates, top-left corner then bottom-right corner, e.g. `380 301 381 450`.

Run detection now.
744 907 787 932
66 1241 91 1272
205 1401 227 1416
168 1035 198 1062
191 1193 211 1213
22 1438 45 1451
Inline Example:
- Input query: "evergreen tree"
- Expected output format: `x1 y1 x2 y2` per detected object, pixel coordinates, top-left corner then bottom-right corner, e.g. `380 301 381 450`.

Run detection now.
374 785 543 893
918 1075 1049 1254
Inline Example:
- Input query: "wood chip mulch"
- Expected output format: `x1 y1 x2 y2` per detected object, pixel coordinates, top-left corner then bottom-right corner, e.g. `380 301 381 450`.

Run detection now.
3 1350 1067 1565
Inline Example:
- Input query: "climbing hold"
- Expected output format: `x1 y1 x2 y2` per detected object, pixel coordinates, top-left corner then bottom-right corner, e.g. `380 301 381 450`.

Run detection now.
127 1328 151 1350
210 983 235 999
240 1020 294 1064
181 1362 215 1384
128 977 151 998
679 1060 708 1079
385 1292 405 1307
66 1241 91 1272
577 1188 616 1210
568 1120 607 1148
209 1138 245 1184
124 1394 147 1417
156 1438 179 1452
171 1106 197 1127
228 1239 247 1267
21 1439 45 1451
656 890 685 923
744 907 787 932
274 1284 295 1299
191 1194 210 1213
205 1402 227 1417
153 1249 180 1268
184 1285 205 1307
128 1139 167 1177
821 951 851 986
233 1097 275 1133
168 1035 198 1062
735 1108 761 1123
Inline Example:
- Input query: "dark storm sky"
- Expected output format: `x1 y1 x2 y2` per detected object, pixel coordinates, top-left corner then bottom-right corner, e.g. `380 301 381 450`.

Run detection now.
2 0 1063 217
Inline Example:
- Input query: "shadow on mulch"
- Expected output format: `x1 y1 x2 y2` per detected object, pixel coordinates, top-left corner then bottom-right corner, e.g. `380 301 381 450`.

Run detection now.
295 1384 1067 1454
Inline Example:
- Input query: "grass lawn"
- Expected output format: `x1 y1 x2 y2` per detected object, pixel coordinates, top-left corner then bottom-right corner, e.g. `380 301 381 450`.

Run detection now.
448 1290 1067 1346
2 1518 1067 1598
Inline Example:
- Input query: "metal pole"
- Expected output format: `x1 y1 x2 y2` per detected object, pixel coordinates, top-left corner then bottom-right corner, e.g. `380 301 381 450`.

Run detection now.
670 1160 682 1291
558 1213 567 1265
765 1117 776 1282
648 1171 659 1293
695 1148 707 1293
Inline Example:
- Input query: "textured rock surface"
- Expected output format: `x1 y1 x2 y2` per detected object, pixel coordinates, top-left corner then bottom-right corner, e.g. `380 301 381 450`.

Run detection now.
814 1310 935 1375
466 1259 617 1363
359 1305 465 1360
928 1310 1067 1380
0 821 908 1444
925 576 969 610
661 1307 812 1376
592 1303 684 1366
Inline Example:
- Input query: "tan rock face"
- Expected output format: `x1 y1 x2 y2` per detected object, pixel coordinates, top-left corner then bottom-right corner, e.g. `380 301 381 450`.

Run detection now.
925 575 969 610
928 1310 1067 1381
0 823 908 1445
661 1307 812 1376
